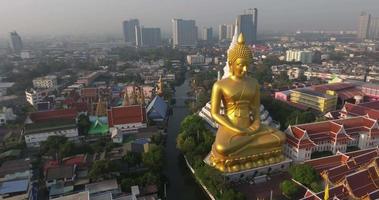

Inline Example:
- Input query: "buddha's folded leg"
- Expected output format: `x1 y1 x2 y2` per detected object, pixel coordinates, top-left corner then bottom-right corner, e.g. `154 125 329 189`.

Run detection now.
229 131 285 157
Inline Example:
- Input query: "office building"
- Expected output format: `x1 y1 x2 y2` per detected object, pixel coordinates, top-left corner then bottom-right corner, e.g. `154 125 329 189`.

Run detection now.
32 75 58 89
123 19 140 45
357 12 371 39
369 17 379 40
186 54 205 65
137 27 161 47
202 27 213 41
286 50 313 64
226 24 235 40
172 19 198 48
237 8 258 44
9 31 23 53
289 88 337 113
219 24 227 41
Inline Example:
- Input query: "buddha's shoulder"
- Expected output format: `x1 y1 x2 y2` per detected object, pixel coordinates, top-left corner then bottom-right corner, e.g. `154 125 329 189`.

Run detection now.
245 77 259 85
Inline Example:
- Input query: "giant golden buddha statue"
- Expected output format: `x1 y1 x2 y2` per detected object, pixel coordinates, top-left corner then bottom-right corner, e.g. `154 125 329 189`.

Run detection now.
209 33 286 173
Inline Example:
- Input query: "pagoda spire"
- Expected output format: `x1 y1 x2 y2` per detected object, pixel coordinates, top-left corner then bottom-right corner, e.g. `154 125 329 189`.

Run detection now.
122 89 130 106
157 76 164 97
95 97 107 116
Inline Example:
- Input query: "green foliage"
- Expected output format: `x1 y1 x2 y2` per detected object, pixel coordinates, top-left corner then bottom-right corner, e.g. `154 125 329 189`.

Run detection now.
250 64 273 84
310 181 323 193
261 94 316 130
142 145 164 171
120 171 160 193
121 178 137 192
176 115 244 199
77 114 91 135
289 164 320 187
285 111 316 127
280 180 300 199
123 152 142 167
89 160 118 180
40 136 68 157
40 136 93 158
150 134 164 145
177 115 214 157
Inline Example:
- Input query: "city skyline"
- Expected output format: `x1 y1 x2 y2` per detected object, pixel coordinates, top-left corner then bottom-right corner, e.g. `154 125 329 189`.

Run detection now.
0 0 378 38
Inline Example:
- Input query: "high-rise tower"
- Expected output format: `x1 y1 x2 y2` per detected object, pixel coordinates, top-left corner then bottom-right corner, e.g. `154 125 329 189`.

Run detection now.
357 12 371 40
219 24 227 41
123 19 140 45
172 19 198 48
237 8 258 44
9 31 23 53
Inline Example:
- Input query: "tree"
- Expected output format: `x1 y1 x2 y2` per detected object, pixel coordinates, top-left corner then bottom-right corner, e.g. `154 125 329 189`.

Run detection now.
40 136 68 158
59 141 76 158
77 114 91 135
89 160 117 180
142 145 164 171
123 152 142 167
121 178 136 192
280 180 300 199
289 164 320 187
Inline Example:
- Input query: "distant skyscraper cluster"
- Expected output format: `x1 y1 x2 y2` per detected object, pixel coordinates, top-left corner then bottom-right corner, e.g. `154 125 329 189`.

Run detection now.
218 8 258 44
123 19 161 47
9 31 23 53
172 19 198 48
357 11 379 40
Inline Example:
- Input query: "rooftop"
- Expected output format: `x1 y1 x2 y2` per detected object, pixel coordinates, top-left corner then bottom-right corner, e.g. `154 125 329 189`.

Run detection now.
85 179 119 195
52 191 89 200
46 165 75 181
0 179 29 195
24 119 77 135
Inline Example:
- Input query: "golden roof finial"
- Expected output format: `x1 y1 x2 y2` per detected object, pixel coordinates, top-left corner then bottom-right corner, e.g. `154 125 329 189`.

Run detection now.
237 33 245 44
228 33 253 65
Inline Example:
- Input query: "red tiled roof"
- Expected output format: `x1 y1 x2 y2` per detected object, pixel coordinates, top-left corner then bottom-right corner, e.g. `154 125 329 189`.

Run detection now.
300 185 350 200
305 154 349 172
343 102 379 120
345 167 378 198
108 105 146 127
312 83 356 92
29 109 77 122
81 88 98 98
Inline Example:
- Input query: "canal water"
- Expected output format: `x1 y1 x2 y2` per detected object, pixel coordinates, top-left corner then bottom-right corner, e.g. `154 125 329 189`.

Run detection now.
164 78 208 200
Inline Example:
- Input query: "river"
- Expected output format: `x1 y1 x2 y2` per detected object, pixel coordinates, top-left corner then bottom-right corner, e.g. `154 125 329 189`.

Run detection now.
164 78 208 200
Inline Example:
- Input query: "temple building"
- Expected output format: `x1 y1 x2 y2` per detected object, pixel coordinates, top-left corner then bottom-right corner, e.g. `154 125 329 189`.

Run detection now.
123 85 153 106
301 147 379 200
88 98 109 136
108 105 147 143
146 96 168 123
285 116 379 162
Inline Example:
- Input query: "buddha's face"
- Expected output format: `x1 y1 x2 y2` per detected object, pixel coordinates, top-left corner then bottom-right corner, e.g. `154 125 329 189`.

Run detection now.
230 58 249 78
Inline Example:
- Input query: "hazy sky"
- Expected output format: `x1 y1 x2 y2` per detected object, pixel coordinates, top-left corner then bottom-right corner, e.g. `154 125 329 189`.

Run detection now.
0 0 378 38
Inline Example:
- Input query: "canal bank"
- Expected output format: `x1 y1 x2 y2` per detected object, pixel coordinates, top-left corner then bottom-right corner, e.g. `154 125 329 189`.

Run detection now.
163 77 208 200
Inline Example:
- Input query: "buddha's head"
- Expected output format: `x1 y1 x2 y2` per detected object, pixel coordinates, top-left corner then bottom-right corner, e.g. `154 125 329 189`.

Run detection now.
227 33 253 78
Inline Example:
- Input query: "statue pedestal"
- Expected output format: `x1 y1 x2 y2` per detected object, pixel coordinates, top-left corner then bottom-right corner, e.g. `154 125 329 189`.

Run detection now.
204 154 292 184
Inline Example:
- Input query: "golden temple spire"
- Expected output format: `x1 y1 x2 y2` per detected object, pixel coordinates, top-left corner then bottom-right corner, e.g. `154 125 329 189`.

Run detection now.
122 89 130 106
157 76 164 97
237 33 245 44
95 97 107 116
